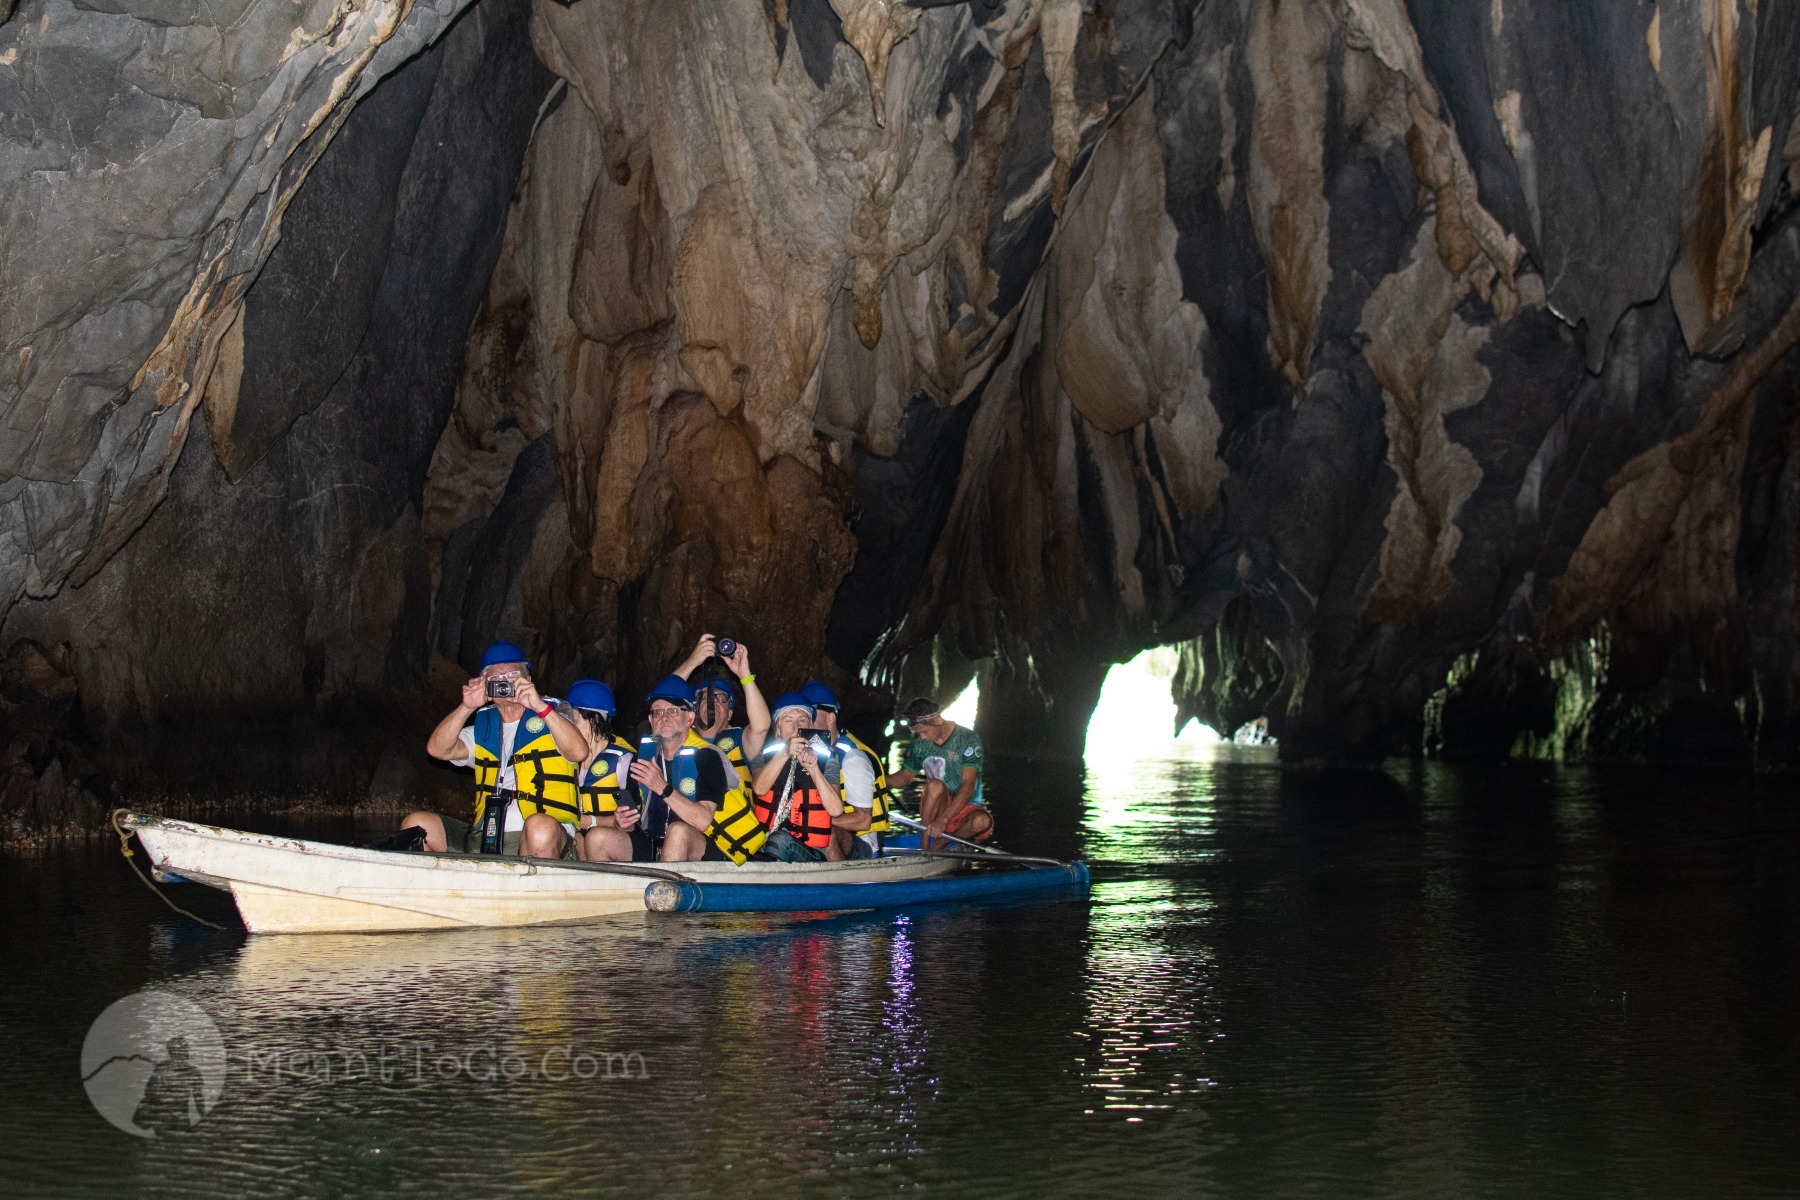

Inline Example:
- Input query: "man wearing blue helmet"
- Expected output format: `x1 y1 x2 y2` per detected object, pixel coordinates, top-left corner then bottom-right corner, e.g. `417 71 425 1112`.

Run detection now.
402 640 590 858
672 634 772 787
801 681 890 860
618 675 768 864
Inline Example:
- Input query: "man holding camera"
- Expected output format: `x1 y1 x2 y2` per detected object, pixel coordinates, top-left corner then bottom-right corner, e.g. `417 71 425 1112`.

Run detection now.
891 696 991 846
403 641 591 857
673 634 771 787
620 675 769 863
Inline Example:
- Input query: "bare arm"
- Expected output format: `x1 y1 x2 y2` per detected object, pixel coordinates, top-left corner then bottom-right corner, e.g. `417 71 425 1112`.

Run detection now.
833 807 872 831
953 765 978 809
751 743 791 794
830 750 873 827
517 679 589 762
802 751 843 816
674 634 717 680
627 756 718 831
729 643 771 759
662 792 718 832
888 768 917 789
427 678 486 761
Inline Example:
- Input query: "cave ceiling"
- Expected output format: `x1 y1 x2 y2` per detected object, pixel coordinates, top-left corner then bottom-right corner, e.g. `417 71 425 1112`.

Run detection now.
2 0 1800 809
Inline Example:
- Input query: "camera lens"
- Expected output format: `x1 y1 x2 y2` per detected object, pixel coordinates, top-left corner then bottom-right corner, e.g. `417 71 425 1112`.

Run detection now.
717 637 736 658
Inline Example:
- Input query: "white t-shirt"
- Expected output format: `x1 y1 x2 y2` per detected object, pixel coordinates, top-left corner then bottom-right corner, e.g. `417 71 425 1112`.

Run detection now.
454 721 544 833
838 748 878 851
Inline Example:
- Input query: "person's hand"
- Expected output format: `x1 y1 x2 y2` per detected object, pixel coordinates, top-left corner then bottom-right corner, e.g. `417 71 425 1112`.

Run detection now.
926 819 947 843
675 634 717 676
514 677 545 711
787 736 810 761
614 805 641 831
629 759 667 794
461 677 487 709
725 642 750 678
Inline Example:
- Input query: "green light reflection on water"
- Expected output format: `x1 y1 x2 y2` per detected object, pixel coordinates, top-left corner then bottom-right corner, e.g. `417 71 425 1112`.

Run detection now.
1071 756 1221 1126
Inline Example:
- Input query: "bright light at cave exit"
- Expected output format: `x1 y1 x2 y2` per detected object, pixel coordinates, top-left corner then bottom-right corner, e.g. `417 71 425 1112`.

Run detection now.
932 648 1226 760
1083 647 1221 760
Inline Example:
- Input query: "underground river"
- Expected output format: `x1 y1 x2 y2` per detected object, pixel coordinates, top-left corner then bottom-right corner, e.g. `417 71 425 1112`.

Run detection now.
4 753 1798 1198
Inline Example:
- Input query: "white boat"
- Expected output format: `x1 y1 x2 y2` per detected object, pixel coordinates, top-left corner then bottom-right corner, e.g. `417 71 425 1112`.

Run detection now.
125 813 958 935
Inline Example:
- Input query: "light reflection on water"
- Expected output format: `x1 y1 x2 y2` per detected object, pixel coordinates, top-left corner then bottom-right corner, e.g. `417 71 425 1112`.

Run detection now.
3 757 1799 1198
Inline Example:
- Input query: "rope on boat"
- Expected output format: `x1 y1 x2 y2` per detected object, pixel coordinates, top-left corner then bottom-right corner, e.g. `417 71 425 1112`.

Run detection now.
884 814 1063 868
879 845 1071 870
109 810 227 931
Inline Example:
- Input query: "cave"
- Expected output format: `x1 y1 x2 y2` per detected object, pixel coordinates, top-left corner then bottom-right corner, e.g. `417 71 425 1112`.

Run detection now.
3 0 1799 832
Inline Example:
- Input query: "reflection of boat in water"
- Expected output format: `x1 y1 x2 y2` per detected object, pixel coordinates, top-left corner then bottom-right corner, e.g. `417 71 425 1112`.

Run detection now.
126 814 1085 935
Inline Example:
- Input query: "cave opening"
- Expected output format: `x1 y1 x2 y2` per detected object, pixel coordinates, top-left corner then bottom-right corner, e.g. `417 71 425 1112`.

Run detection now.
1083 648 1226 764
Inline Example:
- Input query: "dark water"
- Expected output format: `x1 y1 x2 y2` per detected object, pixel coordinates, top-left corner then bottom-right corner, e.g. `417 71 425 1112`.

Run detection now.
4 755 1799 1198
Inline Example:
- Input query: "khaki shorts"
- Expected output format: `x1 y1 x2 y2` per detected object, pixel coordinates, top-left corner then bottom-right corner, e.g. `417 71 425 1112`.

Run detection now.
442 816 578 860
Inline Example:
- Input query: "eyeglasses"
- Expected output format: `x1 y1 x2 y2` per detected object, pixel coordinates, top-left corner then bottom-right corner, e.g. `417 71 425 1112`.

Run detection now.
485 669 523 681
648 704 691 719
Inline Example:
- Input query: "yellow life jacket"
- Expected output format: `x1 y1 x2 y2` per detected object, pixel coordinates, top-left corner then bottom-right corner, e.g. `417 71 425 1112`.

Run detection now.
577 736 638 821
470 705 580 828
841 730 891 833
646 730 766 864
710 726 754 789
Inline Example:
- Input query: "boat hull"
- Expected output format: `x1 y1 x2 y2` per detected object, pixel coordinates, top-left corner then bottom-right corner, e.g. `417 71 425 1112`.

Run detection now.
644 862 1092 913
127 814 958 935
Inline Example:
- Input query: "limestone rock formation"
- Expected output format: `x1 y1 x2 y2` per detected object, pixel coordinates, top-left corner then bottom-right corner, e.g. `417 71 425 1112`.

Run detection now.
1 0 1799 829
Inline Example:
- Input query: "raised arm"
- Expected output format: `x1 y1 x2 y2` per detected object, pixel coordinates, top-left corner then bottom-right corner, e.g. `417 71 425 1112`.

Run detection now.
427 678 487 761
800 747 843 816
728 643 771 759
673 634 718 680
751 740 792 794
517 679 590 762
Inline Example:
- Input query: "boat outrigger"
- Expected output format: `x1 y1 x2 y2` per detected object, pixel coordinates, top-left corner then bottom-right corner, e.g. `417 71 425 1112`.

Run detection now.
120 812 1089 935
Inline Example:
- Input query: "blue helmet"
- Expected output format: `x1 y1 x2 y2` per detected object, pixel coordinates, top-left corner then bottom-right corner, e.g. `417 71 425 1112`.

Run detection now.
646 675 697 707
800 680 839 711
480 640 530 671
770 691 815 719
566 679 616 716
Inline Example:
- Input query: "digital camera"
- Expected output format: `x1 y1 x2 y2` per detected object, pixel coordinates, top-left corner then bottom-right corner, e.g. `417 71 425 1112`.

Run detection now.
486 678 515 699
799 728 835 759
716 637 736 658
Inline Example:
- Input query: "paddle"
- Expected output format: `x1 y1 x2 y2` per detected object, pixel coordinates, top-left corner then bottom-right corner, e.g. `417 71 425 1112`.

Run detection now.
884 812 1067 870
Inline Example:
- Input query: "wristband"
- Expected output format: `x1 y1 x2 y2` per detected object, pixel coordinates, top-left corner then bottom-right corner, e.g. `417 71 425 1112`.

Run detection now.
658 783 674 799
740 674 755 684
536 704 553 720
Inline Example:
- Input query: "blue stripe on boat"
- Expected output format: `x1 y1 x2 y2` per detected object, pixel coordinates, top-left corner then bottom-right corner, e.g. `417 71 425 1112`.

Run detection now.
643 862 1090 913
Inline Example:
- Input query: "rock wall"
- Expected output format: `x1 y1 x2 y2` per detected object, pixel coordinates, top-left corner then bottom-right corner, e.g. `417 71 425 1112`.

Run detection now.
2 0 1799 830
1 0 551 818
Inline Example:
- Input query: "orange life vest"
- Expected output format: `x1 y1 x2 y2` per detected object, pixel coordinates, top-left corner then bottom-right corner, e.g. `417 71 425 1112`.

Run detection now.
753 762 835 850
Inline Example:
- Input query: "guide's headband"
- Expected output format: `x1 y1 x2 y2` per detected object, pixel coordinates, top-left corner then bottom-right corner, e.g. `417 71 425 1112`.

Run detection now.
901 706 942 726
